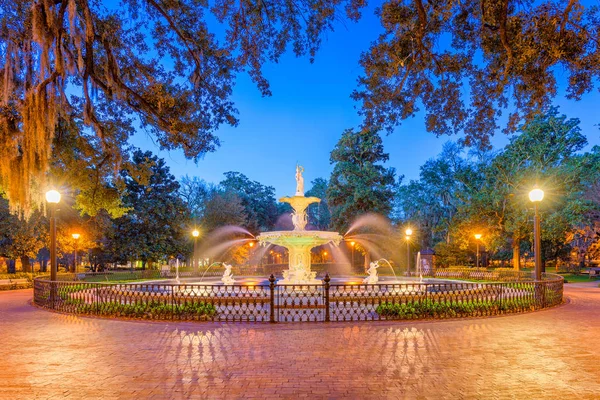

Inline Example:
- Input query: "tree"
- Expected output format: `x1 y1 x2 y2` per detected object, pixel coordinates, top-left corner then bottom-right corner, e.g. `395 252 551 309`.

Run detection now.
327 128 397 232
395 142 479 248
0 0 365 215
352 0 600 148
201 191 248 231
179 176 215 221
451 108 600 270
220 172 278 233
305 178 331 230
0 197 47 272
107 150 187 268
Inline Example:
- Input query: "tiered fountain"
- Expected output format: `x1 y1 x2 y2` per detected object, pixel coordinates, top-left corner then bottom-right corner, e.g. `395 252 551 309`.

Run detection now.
257 165 343 284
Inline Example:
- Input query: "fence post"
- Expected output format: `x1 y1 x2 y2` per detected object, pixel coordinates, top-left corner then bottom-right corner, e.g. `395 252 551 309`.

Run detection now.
94 284 99 315
269 274 276 323
51 281 56 310
171 285 175 321
324 273 330 322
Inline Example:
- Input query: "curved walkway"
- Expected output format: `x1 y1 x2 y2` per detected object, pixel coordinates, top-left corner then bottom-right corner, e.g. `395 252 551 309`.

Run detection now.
1 284 599 399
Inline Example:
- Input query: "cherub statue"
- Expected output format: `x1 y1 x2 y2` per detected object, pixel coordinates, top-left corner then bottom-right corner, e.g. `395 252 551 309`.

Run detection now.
221 263 235 285
295 164 305 196
363 261 380 284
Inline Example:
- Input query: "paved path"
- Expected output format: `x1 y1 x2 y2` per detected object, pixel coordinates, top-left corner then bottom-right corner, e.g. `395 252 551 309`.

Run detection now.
1 284 599 399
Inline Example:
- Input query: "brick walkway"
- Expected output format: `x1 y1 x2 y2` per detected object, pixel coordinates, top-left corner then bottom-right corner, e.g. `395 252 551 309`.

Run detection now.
1 284 599 399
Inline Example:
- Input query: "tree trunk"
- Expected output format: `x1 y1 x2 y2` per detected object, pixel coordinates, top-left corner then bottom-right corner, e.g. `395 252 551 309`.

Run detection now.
512 238 520 270
20 256 32 273
7 259 16 273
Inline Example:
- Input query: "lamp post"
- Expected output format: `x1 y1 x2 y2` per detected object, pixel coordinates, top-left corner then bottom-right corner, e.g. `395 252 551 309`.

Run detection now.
192 229 200 271
474 234 482 268
350 241 356 269
529 188 544 280
323 251 328 263
72 233 80 273
405 228 413 275
46 190 61 281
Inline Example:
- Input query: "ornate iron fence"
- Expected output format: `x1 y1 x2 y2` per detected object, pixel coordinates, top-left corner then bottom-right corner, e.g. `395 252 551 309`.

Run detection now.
33 273 563 323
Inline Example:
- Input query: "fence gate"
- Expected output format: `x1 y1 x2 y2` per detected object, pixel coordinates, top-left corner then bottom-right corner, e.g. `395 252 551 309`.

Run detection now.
274 284 326 322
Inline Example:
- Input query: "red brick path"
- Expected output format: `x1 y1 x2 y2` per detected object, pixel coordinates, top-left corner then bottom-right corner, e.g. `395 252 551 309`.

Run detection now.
1 284 599 399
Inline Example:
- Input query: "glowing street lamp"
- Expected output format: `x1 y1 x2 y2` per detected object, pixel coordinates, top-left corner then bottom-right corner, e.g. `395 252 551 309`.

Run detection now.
323 251 328 263
350 241 356 268
405 228 413 274
529 188 545 280
72 233 81 273
474 234 482 268
46 190 61 282
192 229 200 270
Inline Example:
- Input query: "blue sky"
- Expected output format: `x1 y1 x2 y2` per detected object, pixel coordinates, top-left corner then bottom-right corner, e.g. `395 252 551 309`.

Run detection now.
131 3 600 199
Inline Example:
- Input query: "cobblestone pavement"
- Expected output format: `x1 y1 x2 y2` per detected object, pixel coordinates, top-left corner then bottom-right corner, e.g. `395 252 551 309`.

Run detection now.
1 284 599 399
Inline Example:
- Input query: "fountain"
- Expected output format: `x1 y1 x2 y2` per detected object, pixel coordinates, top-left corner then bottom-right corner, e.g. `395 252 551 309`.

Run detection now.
257 165 343 284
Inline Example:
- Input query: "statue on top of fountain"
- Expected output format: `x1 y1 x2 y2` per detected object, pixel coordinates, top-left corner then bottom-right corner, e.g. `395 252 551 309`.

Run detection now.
362 261 380 284
295 164 305 196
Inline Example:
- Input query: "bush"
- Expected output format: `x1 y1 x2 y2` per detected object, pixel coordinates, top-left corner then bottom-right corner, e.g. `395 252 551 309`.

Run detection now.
376 297 536 319
63 298 217 319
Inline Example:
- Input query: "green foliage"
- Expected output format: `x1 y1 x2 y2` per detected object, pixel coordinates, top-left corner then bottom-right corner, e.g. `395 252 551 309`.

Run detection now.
353 0 600 147
327 128 397 232
376 297 536 319
0 197 47 269
201 191 248 231
66 299 216 319
219 172 278 233
107 150 188 265
306 178 331 230
396 109 600 268
179 176 215 222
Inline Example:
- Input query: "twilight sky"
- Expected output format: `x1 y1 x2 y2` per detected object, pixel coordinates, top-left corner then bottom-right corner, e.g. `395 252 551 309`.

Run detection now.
130 3 600 199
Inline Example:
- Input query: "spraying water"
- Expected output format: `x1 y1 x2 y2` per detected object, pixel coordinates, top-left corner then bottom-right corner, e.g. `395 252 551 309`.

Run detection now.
375 258 398 281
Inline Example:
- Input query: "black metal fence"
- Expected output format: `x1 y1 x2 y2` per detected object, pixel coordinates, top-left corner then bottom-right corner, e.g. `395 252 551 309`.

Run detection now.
34 271 564 323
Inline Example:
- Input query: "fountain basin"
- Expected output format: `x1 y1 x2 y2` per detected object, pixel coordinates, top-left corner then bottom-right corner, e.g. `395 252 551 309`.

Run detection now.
256 230 343 284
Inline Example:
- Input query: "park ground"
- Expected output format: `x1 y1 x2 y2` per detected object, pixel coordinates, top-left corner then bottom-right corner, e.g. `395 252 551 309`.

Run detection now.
1 283 599 399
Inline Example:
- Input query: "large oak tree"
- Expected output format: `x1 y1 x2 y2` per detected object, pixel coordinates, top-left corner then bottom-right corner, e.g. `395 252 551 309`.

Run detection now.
0 0 365 215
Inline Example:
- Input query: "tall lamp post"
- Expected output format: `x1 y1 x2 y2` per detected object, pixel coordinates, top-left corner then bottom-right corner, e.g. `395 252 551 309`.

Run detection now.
474 234 482 268
405 228 413 275
192 229 200 271
529 188 544 280
46 190 61 281
350 241 356 269
72 233 80 273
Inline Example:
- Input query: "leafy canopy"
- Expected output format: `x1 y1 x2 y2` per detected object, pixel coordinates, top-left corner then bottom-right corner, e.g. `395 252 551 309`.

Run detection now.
353 0 600 147
0 0 366 215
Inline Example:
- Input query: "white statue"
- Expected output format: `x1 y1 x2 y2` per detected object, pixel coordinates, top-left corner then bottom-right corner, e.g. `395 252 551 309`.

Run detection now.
291 211 308 231
295 164 305 196
363 261 380 284
221 263 235 285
